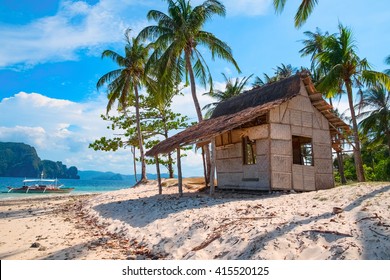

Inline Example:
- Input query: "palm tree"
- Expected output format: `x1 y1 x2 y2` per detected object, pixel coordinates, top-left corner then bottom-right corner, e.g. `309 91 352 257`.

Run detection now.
314 24 390 182
252 63 297 88
138 0 240 184
357 84 390 152
385 55 390 75
252 73 276 88
203 73 252 118
274 63 298 80
138 0 240 121
97 30 150 182
273 0 319 28
299 28 329 76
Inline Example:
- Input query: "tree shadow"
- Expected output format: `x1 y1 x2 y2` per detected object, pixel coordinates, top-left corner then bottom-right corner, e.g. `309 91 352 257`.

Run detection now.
41 239 102 260
236 184 390 259
0 207 58 220
92 191 279 228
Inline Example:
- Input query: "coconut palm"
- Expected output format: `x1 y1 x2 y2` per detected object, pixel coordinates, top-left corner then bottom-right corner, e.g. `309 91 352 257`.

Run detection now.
203 73 252 118
96 30 150 182
252 63 297 88
273 0 319 28
138 0 240 122
357 84 390 151
299 28 329 76
314 24 390 182
138 0 240 185
274 63 298 80
252 73 276 88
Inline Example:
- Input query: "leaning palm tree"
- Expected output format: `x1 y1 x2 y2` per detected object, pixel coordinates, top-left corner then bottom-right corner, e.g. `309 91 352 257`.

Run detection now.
138 0 240 184
357 84 390 152
273 0 319 28
97 30 150 182
203 73 252 118
314 24 390 182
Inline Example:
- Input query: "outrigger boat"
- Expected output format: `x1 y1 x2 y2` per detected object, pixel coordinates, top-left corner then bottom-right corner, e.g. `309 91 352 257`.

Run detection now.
7 173 74 194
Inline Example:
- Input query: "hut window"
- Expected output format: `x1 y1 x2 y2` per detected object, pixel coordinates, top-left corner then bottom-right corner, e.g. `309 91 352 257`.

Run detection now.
242 137 256 165
216 131 232 147
292 136 313 166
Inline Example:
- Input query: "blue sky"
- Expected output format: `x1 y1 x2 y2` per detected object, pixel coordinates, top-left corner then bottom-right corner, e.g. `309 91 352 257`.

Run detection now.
0 0 389 177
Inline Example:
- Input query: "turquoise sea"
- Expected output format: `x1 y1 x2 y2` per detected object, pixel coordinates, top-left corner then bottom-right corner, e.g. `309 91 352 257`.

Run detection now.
0 177 136 200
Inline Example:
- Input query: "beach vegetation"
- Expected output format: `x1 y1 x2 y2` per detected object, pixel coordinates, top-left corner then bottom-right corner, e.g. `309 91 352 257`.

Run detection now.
300 23 390 182
252 63 299 88
137 0 241 185
89 93 191 180
96 29 152 182
202 73 253 119
273 0 319 28
357 84 390 153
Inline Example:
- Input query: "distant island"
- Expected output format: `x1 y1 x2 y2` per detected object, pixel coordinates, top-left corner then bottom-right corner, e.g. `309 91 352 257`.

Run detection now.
0 142 80 179
0 142 174 181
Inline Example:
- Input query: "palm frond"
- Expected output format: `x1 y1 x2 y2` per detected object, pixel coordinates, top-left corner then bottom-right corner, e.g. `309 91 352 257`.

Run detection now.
273 0 287 13
295 0 319 28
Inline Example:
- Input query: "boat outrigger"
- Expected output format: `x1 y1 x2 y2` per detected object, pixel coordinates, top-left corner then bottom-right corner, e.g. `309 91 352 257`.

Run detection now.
7 173 74 194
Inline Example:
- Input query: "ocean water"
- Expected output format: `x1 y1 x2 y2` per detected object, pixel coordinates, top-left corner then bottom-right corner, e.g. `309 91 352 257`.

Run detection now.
0 177 136 200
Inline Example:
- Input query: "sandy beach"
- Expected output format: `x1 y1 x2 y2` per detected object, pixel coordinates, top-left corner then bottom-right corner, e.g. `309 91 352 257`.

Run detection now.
1 180 390 260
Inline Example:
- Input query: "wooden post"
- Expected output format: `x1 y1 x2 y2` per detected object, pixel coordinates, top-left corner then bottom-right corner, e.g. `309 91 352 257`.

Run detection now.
209 139 216 196
155 155 162 195
177 147 183 196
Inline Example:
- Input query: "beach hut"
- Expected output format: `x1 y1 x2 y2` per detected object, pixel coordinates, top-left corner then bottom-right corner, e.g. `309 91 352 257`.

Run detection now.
146 72 350 192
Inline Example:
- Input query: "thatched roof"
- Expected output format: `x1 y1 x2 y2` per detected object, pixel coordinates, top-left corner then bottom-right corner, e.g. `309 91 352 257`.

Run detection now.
146 72 349 156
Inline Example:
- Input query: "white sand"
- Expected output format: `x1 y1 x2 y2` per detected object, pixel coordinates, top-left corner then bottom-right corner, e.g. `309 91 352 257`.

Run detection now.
82 181 390 260
1 181 389 260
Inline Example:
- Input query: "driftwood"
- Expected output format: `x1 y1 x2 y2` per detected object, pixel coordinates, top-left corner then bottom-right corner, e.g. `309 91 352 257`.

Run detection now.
191 216 276 252
221 216 275 223
302 229 353 237
192 233 222 251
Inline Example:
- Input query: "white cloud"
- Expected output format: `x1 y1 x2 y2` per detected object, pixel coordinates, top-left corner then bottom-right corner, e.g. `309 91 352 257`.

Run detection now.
0 0 273 68
0 92 205 176
0 92 124 171
223 0 272 16
0 0 148 68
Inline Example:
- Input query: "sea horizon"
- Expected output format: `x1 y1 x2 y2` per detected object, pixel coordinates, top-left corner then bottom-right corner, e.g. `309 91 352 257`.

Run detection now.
0 177 136 200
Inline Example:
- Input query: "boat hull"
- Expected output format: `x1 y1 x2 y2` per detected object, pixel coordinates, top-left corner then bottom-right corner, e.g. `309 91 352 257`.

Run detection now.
7 187 74 194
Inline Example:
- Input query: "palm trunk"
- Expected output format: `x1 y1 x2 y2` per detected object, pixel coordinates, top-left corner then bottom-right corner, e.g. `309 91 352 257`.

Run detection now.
185 51 203 121
185 51 211 185
337 151 347 184
346 81 365 182
165 152 173 178
386 126 390 154
131 145 138 182
155 155 162 195
134 85 147 182
163 116 175 178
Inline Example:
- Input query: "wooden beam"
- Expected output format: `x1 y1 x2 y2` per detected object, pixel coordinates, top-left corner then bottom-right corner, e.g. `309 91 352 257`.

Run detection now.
309 93 323 101
312 100 326 106
316 104 333 110
209 139 216 196
177 148 183 197
155 155 162 195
